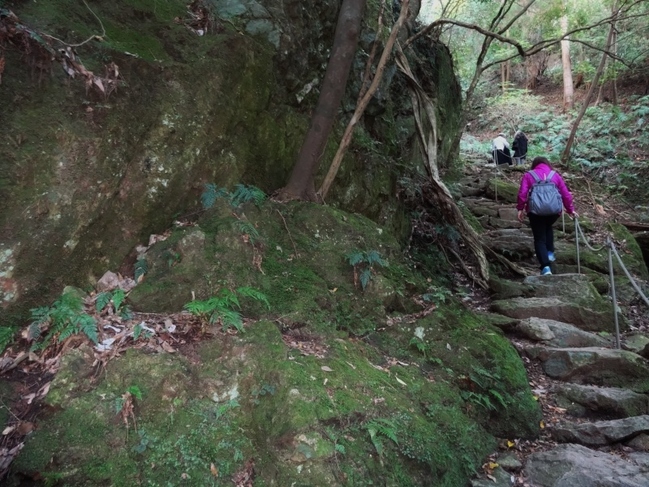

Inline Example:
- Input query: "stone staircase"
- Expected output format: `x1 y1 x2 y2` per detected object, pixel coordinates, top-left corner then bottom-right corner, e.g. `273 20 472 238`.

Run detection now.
460 165 649 487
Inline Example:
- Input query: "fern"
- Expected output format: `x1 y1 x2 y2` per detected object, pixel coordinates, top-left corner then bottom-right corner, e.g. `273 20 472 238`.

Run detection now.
366 418 398 457
345 250 365 267
237 286 270 309
201 183 227 209
134 257 148 282
29 290 98 349
365 250 387 267
95 292 112 312
232 219 260 243
359 268 372 290
112 289 126 312
229 184 266 207
346 249 387 291
184 287 268 333
0 327 15 354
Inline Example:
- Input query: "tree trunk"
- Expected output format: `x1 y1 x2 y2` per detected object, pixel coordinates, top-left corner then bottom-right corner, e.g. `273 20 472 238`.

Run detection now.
280 0 367 201
318 0 410 200
561 3 617 163
560 15 574 110
396 49 490 287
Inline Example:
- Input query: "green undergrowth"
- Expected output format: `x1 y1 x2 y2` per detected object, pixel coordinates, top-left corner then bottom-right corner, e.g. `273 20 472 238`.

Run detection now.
10 202 542 486
11 316 537 486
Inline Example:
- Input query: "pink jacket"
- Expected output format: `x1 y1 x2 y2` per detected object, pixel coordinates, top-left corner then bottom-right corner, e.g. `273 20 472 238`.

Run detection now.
516 163 575 214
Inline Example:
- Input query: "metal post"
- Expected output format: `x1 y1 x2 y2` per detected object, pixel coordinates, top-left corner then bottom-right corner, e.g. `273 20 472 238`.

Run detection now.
575 218 581 275
608 237 620 349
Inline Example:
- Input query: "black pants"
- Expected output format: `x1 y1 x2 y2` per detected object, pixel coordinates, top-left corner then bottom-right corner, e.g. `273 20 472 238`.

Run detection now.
528 213 559 269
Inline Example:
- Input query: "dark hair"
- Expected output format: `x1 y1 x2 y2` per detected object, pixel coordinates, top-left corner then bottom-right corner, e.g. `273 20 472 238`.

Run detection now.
531 156 552 169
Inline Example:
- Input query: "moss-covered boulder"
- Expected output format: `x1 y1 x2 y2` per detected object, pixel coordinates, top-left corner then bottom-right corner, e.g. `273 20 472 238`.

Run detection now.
0 0 463 326
8 203 541 486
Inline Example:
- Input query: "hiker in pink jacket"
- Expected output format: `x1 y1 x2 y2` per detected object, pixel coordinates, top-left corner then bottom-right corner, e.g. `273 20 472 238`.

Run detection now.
517 156 578 275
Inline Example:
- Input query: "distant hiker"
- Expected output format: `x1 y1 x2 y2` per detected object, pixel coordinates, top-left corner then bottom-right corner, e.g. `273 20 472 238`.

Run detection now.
516 156 578 276
512 130 528 166
492 133 512 165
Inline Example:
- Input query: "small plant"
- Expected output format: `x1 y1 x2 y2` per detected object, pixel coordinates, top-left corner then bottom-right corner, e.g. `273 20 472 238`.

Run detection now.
409 336 429 358
458 365 508 412
0 327 14 354
345 249 387 290
250 383 276 405
95 288 132 320
201 183 265 244
365 418 399 459
421 286 452 306
184 287 269 332
115 385 143 414
201 183 265 210
28 290 98 350
134 256 148 282
116 385 142 432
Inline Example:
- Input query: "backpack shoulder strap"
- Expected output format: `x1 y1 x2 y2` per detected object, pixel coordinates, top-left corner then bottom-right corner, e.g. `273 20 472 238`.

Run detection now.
528 170 541 182
546 170 556 181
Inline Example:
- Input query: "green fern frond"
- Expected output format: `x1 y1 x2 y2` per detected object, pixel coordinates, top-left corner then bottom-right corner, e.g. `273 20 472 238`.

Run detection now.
95 292 112 312
236 287 270 308
218 289 240 309
232 219 260 243
127 385 143 400
112 289 126 312
201 183 227 209
213 308 243 332
359 269 372 290
0 327 15 354
134 257 148 282
77 315 98 344
345 250 364 266
230 184 266 208
26 322 41 343
365 250 386 267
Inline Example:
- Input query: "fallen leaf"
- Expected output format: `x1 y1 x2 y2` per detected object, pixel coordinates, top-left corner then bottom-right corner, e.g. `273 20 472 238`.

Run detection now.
2 426 16 435
321 366 333 372
395 376 407 386
210 462 218 477
16 422 34 435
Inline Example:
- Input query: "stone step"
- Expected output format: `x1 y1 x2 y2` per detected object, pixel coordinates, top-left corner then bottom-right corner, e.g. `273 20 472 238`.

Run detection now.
550 415 649 447
524 444 649 487
538 347 649 393
491 296 617 333
516 317 611 348
554 383 649 419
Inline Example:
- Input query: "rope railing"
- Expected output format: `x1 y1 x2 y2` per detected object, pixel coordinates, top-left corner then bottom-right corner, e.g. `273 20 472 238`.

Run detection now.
573 218 649 349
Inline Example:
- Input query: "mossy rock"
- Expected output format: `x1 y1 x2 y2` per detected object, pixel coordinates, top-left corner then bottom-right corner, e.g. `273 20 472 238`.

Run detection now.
129 201 419 336
485 178 519 204
9 316 539 487
10 205 542 486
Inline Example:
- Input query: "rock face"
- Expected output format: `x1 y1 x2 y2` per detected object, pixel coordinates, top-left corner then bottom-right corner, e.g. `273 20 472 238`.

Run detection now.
5 203 542 487
0 0 463 324
525 444 649 487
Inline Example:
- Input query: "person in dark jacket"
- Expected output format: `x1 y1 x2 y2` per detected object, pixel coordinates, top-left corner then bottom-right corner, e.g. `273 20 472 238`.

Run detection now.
512 130 528 166
517 156 578 275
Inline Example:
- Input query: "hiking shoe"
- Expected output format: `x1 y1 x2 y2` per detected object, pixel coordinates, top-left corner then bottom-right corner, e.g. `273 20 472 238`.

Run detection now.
548 251 556 262
541 266 552 276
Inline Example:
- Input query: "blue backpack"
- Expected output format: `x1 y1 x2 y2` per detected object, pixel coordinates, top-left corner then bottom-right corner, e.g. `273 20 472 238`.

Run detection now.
528 170 563 216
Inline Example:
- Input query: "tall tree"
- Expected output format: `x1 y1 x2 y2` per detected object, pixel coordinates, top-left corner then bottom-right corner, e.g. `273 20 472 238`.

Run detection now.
280 0 367 202
561 0 618 162
560 13 574 109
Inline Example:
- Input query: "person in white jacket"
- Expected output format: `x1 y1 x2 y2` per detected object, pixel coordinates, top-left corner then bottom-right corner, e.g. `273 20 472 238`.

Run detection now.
492 132 512 165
